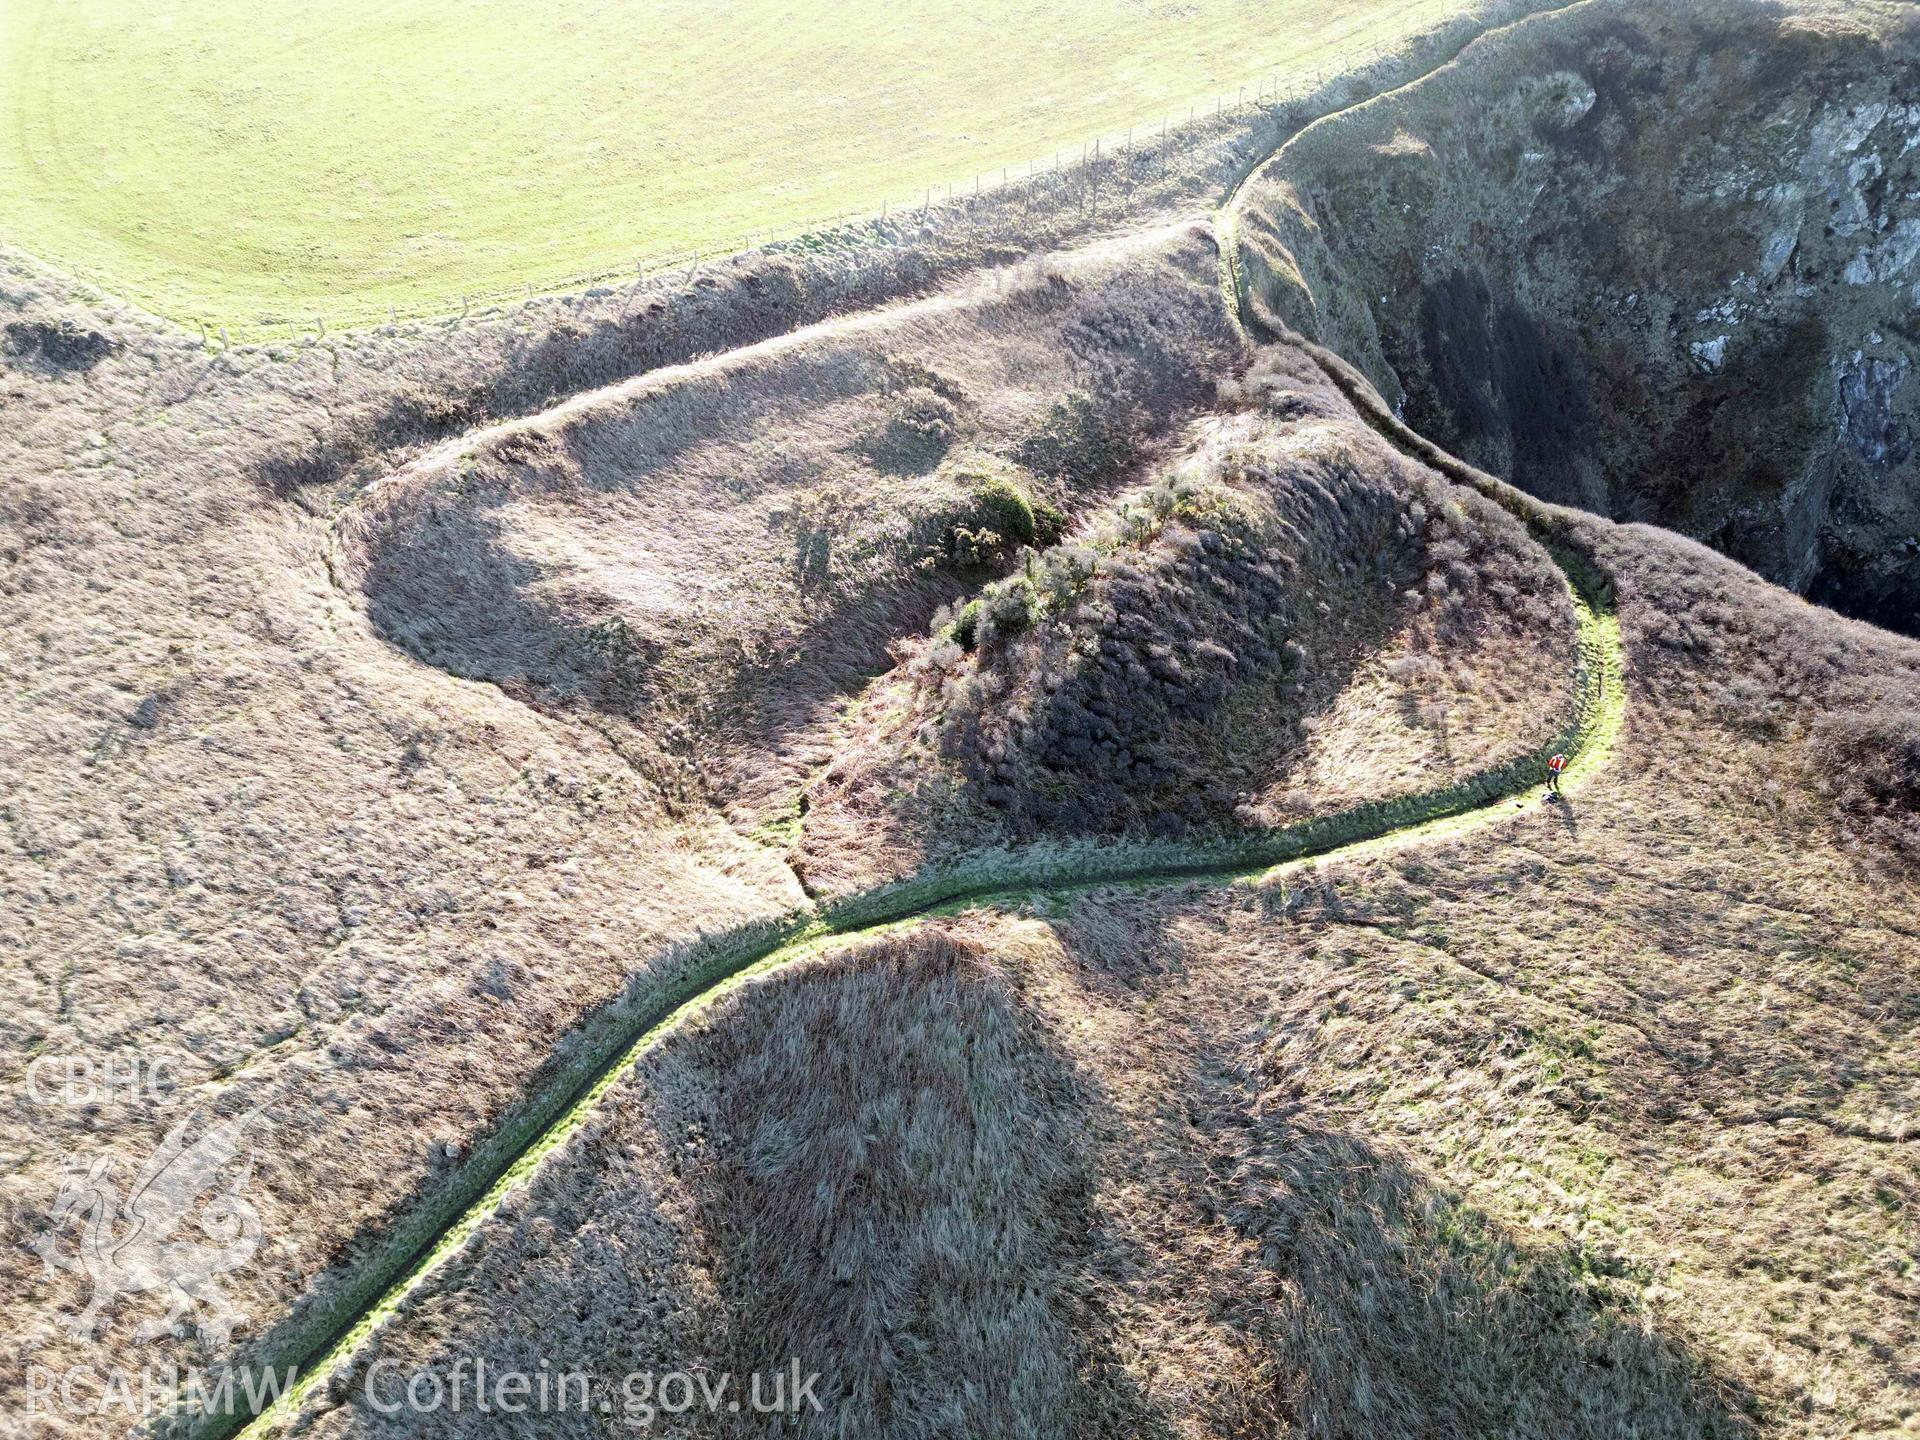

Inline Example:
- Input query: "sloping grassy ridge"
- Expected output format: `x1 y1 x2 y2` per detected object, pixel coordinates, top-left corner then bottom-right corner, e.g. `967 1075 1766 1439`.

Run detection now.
190 10 1630 1429
204 386 1623 1440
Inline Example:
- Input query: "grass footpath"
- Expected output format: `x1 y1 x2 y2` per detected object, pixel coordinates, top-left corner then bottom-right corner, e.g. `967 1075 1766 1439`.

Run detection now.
188 9 1625 1428
0 0 1471 335
213 407 1625 1440
206 33 1630 1417
222 577 1623 1439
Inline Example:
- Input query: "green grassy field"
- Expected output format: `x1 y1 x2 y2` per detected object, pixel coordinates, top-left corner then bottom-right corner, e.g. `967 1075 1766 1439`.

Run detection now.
0 0 1463 335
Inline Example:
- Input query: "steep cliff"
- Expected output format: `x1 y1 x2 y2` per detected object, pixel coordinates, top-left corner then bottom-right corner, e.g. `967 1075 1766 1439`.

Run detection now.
1235 0 1920 631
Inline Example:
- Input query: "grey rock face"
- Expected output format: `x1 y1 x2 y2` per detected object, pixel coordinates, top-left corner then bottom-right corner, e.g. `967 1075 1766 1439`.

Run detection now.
1236 0 1920 634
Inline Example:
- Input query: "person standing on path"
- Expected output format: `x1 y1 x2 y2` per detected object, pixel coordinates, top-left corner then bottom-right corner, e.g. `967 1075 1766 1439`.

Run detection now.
1547 752 1567 796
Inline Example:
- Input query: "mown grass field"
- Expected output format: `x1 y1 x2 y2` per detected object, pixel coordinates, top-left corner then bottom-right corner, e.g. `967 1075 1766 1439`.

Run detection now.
0 0 1464 334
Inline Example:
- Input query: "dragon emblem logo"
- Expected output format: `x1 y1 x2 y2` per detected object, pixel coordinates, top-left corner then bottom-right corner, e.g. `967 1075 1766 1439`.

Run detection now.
33 1107 267 1348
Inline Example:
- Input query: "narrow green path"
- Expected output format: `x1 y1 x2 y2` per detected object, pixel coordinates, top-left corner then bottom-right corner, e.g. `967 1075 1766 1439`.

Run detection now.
214 11 1624 1431
222 399 1625 1440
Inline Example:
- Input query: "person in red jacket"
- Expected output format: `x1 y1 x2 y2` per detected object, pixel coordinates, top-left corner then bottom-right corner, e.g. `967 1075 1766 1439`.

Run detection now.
1547 752 1567 797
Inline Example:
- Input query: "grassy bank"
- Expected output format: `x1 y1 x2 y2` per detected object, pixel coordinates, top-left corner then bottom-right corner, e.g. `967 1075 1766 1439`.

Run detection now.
0 0 1470 332
213 492 1621 1439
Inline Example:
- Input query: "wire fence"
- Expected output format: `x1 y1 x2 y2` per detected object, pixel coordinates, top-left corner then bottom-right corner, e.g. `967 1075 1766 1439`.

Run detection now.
220 38 1408 345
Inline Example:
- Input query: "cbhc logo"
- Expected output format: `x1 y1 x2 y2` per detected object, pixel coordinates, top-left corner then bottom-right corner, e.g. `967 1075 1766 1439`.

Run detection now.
25 1053 180 1106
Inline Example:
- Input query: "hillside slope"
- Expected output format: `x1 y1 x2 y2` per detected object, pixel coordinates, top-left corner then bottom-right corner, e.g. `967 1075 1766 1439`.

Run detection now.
1 2 1916 1436
0 227 1249 1434
284 426 1920 1438
338 226 1240 829
799 348 1574 898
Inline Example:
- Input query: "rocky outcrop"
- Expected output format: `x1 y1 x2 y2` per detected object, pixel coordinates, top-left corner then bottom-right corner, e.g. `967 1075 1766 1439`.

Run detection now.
1234 0 1920 633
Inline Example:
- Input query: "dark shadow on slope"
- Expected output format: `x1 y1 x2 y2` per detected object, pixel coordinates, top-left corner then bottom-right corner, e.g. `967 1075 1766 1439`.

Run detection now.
654 912 1764 1438
1547 790 1580 839
656 930 1181 1439
3 317 117 374
1040 908 1763 1440
1226 1120 1759 1438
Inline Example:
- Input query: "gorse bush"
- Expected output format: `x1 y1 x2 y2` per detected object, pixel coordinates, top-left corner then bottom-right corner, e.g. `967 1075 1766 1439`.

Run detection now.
933 465 1213 653
2 317 117 373
975 473 1067 551
905 364 1571 842
921 427 1393 836
387 382 486 439
950 598 985 650
945 500 1320 838
924 451 1067 570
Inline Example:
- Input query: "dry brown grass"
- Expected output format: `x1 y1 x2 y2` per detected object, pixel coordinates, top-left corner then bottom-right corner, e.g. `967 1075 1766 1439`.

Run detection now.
798 347 1571 899
245 299 1920 1435
2 4 1916 1433
337 224 1242 831
0 222 1239 1435
285 915 1763 1440
286 496 1918 1440
0 257 801 1431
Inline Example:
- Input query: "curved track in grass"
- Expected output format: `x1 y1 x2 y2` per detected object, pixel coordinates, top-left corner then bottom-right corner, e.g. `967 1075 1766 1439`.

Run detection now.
213 16 1625 1436
221 369 1627 1440
225 581 1622 1438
